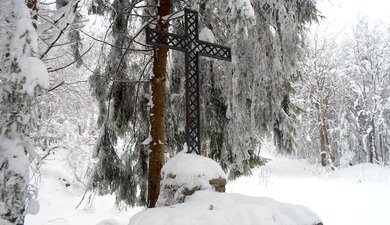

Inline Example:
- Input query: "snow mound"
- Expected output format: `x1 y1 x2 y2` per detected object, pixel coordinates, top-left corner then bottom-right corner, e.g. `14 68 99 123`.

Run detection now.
157 151 226 206
130 191 322 225
161 151 226 184
199 27 215 43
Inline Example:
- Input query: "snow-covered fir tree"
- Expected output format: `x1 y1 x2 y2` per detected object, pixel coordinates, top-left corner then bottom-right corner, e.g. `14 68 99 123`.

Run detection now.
0 0 49 224
3 1 390 223
88 0 147 206
88 0 318 206
166 0 318 178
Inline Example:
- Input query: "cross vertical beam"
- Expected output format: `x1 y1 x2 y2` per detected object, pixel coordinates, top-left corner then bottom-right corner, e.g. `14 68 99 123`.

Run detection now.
146 8 231 155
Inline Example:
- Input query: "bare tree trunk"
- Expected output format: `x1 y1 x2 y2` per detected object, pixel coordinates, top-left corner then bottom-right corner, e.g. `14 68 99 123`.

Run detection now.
147 0 170 208
368 130 373 163
379 127 384 163
319 98 330 167
319 121 329 166
368 119 378 164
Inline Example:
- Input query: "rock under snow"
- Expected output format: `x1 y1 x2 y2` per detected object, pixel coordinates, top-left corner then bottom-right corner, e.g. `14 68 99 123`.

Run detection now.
129 191 323 225
156 150 226 207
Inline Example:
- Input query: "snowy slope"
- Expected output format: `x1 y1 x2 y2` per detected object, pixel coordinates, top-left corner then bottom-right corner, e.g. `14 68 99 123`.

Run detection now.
25 150 390 225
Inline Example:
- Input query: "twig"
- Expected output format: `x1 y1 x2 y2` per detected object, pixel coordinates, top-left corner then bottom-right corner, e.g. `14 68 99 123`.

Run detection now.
80 30 153 52
52 40 83 47
96 74 149 83
47 80 65 93
41 146 62 160
75 190 88 209
64 80 89 85
48 44 93 73
39 0 81 59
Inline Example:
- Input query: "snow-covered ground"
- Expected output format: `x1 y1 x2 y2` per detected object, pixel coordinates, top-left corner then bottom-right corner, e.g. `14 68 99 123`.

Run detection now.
228 159 390 225
25 149 390 225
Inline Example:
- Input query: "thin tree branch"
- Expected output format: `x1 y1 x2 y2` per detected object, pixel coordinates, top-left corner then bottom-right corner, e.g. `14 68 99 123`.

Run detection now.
47 44 93 73
52 40 83 47
39 0 81 59
132 56 153 140
80 30 153 52
47 81 65 93
65 80 89 85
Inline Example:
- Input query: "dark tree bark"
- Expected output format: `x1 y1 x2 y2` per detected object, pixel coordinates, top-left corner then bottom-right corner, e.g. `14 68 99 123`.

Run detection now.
367 119 378 164
26 0 38 28
147 0 171 208
319 97 330 167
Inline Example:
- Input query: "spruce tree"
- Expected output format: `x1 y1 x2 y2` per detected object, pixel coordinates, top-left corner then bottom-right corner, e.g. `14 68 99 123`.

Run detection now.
88 0 139 207
0 0 49 224
88 0 319 207
166 0 319 178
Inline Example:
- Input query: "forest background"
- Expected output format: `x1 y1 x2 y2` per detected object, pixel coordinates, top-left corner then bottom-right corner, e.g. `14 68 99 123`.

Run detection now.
0 0 389 224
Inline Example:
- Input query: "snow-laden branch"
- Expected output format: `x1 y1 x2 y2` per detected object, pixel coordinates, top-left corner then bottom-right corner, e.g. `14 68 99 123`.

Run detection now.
38 0 80 59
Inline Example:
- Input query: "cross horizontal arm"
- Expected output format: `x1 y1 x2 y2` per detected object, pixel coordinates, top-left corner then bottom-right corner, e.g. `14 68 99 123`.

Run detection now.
198 41 231 61
145 27 187 51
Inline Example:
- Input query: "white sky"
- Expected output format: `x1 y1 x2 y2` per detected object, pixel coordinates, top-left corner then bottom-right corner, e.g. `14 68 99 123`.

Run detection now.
315 0 390 34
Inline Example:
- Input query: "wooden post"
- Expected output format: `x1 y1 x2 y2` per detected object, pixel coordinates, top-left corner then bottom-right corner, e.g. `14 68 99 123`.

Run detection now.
147 0 170 208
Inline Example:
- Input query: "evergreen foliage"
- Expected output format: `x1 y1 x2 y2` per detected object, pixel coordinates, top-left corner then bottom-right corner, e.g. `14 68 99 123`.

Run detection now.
3 0 389 216
88 0 318 205
165 0 318 178
0 0 49 224
88 0 149 206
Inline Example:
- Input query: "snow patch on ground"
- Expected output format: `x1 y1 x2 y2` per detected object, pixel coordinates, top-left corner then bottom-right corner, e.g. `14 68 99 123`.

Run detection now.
228 158 390 225
25 149 143 225
96 218 121 225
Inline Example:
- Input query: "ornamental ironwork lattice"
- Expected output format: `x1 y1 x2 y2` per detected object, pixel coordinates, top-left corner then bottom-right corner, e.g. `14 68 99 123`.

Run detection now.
146 8 231 155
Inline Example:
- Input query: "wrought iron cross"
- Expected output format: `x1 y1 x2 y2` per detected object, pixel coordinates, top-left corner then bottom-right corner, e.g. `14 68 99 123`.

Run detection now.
146 8 231 155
